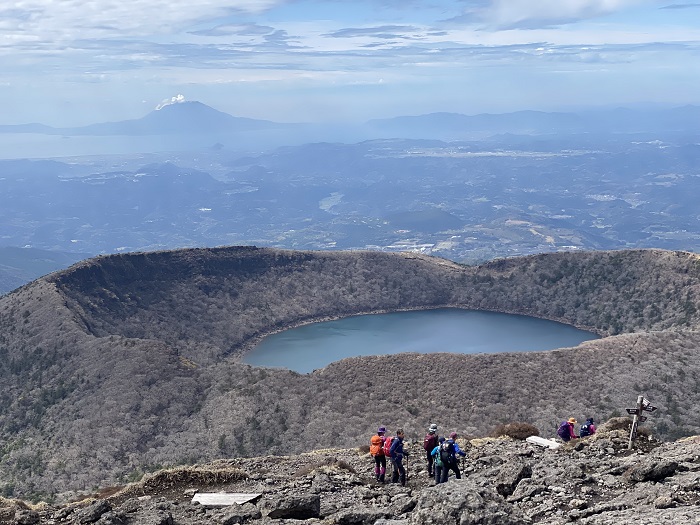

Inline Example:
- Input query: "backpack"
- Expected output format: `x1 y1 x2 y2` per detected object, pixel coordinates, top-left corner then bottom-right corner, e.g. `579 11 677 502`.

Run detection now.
557 421 570 441
383 436 394 457
370 435 384 456
423 433 438 452
579 424 590 437
439 441 456 464
432 447 443 468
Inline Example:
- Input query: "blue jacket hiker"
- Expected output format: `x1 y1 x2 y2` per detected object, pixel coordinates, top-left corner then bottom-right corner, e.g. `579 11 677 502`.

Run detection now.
389 429 408 486
430 436 446 484
439 432 467 483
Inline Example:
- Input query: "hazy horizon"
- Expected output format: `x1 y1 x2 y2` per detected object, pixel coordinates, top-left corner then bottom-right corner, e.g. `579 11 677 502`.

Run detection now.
2 1 699 127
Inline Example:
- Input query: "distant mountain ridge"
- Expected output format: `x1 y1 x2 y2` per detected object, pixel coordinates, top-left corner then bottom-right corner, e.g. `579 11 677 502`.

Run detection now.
366 105 700 138
0 101 294 136
1 102 699 138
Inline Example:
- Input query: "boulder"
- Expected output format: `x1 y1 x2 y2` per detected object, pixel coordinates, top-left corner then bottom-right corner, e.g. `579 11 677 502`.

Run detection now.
326 506 389 525
492 462 532 497
218 503 262 525
625 460 679 483
262 494 320 520
72 501 111 524
411 479 528 525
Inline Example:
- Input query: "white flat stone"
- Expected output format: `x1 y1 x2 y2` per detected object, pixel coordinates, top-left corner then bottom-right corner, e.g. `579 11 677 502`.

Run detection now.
526 435 561 450
191 492 262 506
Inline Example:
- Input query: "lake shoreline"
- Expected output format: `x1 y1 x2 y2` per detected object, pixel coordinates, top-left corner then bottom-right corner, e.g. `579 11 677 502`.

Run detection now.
235 305 604 373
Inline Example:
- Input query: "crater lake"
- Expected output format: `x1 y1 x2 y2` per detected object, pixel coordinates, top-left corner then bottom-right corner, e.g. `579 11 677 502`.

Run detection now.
242 308 599 373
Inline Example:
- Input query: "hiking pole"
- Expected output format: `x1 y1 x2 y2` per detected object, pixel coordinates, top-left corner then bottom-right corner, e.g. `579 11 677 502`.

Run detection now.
405 448 409 484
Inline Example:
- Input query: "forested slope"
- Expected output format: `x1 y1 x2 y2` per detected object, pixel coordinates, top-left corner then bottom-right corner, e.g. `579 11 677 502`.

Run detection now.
1 247 699 499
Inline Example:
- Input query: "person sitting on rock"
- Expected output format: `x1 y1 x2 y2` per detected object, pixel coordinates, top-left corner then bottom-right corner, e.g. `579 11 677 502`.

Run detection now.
439 432 467 483
579 417 596 437
369 426 387 482
558 417 579 442
389 428 409 486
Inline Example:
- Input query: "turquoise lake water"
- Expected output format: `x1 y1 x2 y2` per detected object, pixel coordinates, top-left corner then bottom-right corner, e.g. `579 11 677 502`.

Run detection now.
242 308 599 373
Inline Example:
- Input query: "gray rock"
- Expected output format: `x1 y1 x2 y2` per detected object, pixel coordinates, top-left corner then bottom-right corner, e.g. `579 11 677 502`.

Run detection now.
625 460 679 483
389 495 416 515
94 511 126 525
411 479 528 525
312 472 336 493
326 506 388 525
492 462 532 497
13 509 40 525
653 495 676 509
508 478 547 502
217 503 262 524
72 500 112 524
262 494 320 520
126 510 173 525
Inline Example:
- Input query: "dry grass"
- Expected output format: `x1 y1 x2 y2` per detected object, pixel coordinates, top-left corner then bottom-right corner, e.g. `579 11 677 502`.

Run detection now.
469 436 508 448
293 458 357 478
108 463 249 501
0 496 29 510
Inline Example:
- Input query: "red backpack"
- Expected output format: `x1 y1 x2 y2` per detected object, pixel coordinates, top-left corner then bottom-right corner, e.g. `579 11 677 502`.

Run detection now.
423 433 438 451
383 436 394 457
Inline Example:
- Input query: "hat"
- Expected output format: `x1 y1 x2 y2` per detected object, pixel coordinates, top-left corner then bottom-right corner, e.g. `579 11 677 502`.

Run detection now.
428 423 438 433
586 417 594 424
449 432 457 439
438 436 445 443
568 418 577 424
378 426 386 433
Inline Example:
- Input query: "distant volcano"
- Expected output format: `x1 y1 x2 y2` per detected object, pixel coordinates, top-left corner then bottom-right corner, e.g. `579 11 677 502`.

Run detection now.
62 101 292 136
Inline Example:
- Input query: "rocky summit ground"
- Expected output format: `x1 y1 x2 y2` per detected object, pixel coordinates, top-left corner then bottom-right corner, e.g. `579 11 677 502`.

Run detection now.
1 421 699 525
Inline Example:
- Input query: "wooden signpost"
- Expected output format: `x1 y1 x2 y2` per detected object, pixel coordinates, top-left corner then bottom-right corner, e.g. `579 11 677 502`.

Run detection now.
627 395 657 450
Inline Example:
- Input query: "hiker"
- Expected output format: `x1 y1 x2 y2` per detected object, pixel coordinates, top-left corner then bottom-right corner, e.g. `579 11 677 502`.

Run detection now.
557 417 578 442
431 436 446 484
579 417 596 437
439 432 467 483
370 426 387 482
389 428 409 486
423 423 439 478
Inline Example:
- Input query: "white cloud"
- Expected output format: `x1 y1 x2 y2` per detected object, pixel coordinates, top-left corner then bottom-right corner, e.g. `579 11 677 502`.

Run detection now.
474 0 654 28
155 94 186 110
0 0 285 40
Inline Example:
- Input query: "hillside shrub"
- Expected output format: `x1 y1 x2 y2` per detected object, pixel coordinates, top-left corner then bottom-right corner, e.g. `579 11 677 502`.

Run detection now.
490 422 539 440
600 417 632 432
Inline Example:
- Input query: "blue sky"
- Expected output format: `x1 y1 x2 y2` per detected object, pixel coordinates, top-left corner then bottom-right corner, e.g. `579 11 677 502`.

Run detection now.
1 0 699 125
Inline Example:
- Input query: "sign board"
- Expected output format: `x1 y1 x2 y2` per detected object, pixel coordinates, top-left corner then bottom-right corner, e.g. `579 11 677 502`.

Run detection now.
192 493 262 507
639 416 648 422
642 399 658 412
626 408 639 415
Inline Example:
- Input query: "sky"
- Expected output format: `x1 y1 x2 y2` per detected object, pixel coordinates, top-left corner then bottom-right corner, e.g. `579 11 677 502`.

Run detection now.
1 0 699 125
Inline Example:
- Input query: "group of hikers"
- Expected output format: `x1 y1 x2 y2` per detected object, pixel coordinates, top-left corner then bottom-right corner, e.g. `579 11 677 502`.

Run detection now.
370 416 598 486
557 417 597 442
369 424 467 486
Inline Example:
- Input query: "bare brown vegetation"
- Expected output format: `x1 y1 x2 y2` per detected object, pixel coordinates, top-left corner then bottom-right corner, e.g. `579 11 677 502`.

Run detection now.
490 423 540 440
